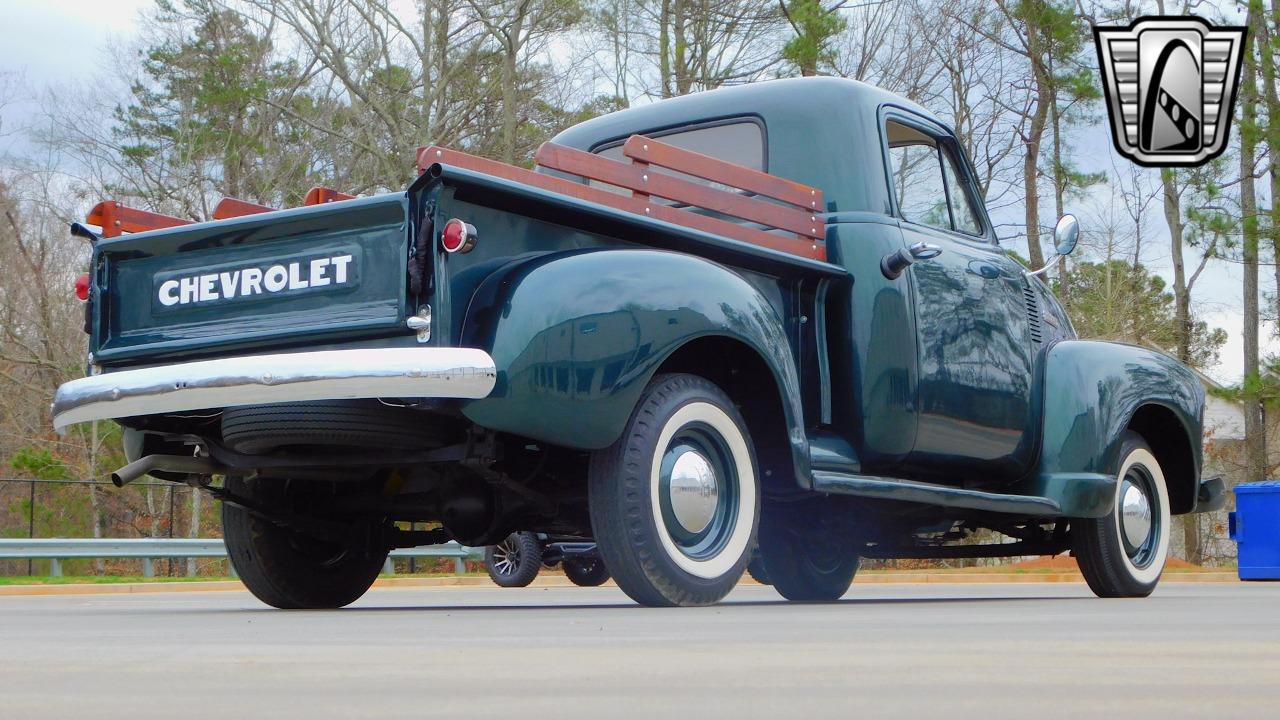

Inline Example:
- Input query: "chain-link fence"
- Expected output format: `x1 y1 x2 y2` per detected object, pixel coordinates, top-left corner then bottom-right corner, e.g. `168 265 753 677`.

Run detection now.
0 477 222 577
0 478 482 577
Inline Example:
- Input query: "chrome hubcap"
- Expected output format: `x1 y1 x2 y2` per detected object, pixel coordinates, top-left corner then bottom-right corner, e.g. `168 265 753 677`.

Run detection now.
1120 478 1153 551
656 421 740 562
667 450 719 534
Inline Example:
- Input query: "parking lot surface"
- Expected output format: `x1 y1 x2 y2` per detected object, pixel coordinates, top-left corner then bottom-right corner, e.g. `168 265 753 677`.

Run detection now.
2 582 1277 719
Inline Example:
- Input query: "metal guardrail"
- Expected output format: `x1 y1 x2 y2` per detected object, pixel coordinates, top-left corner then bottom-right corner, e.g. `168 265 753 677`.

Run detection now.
0 538 483 578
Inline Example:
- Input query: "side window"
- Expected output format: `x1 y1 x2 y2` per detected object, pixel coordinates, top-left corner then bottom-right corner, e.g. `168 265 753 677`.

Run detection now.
886 120 985 237
593 121 764 195
886 123 949 231
941 149 982 236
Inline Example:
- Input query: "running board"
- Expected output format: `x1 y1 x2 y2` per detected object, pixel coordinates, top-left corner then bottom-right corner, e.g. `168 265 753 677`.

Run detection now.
811 471 1063 517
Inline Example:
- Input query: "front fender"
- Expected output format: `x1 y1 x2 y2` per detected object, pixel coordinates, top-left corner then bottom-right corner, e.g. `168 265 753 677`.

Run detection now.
459 249 807 462
1017 340 1205 517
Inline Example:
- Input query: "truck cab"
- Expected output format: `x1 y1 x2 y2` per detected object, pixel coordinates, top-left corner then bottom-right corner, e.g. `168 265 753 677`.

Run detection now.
54 77 1221 608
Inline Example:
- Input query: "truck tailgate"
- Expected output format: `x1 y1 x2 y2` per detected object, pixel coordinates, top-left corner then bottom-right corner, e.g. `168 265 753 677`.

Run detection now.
92 195 411 363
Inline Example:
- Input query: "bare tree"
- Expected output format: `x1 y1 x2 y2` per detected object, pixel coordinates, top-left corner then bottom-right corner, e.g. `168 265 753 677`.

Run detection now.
638 0 787 97
466 0 585 163
1240 4 1267 487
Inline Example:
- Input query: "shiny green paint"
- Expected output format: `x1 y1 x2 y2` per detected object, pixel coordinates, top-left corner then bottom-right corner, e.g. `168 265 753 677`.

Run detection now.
553 77 907 215
1012 340 1204 516
457 248 811 484
821 219 917 470
812 471 1063 516
90 195 409 363
436 78 1205 515
876 107 1039 481
81 76 1208 525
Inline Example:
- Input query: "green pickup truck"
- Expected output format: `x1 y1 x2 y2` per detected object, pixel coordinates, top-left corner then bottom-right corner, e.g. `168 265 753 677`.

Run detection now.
54 77 1223 608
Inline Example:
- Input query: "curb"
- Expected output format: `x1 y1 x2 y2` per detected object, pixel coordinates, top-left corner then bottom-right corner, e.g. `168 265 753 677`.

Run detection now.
0 572 1239 597
853 571 1239 584
0 575 577 597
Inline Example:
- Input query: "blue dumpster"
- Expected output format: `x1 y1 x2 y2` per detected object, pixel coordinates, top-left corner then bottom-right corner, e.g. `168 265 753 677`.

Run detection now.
1230 481 1280 580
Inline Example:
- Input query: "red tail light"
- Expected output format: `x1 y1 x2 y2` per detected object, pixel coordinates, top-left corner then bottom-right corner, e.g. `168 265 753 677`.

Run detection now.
441 218 476 253
75 272 90 301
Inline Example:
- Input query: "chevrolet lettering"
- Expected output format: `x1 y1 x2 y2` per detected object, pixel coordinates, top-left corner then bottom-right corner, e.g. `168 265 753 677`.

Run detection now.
156 253 355 308
54 78 1221 609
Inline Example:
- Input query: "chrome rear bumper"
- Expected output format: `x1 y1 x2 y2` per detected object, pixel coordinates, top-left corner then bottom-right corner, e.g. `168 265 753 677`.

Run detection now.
52 348 497 432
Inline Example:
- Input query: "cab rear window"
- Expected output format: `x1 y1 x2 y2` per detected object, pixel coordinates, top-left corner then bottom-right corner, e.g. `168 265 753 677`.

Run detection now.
592 121 765 195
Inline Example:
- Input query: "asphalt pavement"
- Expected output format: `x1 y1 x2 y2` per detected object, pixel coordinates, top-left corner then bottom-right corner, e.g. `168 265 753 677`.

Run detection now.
1 581 1277 719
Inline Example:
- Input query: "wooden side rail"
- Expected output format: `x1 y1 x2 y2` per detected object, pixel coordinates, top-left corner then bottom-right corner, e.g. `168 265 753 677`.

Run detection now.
86 201 193 239
417 145 825 261
304 186 355 205
622 135 822 212
122 185 361 230
535 143 822 240
212 197 274 220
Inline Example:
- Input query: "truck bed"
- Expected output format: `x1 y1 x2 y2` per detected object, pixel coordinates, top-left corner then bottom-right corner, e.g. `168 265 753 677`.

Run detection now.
81 136 846 365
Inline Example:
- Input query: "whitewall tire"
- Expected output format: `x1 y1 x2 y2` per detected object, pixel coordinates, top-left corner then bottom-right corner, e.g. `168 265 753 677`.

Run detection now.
1073 431 1171 597
588 373 759 607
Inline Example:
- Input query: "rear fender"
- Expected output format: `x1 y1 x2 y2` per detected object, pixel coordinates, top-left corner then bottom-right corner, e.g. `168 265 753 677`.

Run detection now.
1016 340 1205 517
459 249 809 480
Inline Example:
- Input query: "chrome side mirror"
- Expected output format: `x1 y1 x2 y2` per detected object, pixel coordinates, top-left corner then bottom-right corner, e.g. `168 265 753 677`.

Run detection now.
1053 214 1080 256
1029 213 1080 276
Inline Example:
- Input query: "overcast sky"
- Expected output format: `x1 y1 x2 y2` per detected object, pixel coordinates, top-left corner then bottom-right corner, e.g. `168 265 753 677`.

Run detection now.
1 0 1273 385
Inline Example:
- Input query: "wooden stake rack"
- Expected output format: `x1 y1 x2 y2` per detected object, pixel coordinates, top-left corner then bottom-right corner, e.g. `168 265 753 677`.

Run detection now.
417 135 826 261
85 135 826 262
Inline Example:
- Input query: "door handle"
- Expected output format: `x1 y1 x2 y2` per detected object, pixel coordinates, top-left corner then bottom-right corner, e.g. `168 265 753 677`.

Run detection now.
881 242 943 279
909 242 942 260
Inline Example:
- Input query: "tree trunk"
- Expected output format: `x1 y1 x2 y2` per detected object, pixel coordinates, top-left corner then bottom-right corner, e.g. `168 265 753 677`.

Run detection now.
1022 20 1049 269
146 487 160 538
659 0 672 97
673 0 690 94
187 487 202 577
1255 1 1280 322
501 33 520 165
431 3 451 142
421 1 436 140
89 420 104 574
1049 53 1069 306
1160 169 1191 364
1240 12 1266 487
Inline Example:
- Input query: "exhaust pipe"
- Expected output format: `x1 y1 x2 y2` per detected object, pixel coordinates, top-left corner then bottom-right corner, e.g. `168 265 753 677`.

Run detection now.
111 455 219 487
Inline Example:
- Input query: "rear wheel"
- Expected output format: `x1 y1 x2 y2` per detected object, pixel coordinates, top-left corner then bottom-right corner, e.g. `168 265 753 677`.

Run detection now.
562 555 611 587
484 532 543 588
759 524 858 602
1073 431 1171 598
221 477 387 609
589 373 759 607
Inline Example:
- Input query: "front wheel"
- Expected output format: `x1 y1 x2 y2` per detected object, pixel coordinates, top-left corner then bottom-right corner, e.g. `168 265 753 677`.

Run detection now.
588 373 759 607
485 532 543 588
222 477 387 609
562 555 611 587
1073 431 1171 598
